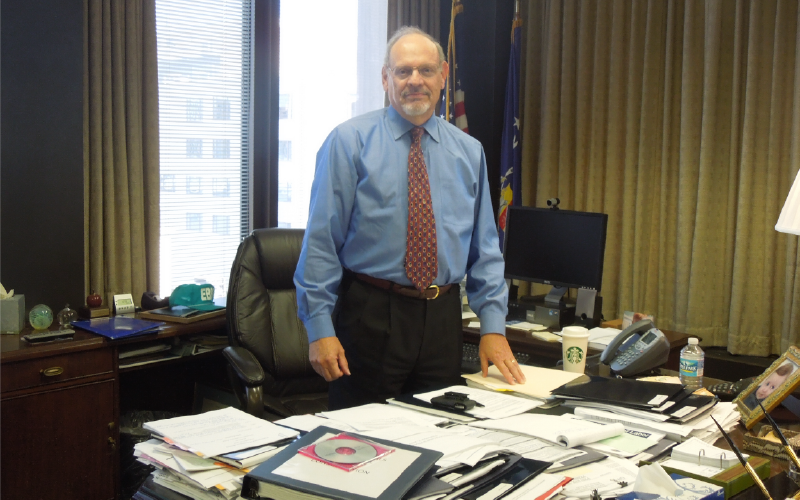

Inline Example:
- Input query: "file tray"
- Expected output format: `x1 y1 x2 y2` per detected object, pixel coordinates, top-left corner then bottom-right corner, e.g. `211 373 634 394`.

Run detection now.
742 424 800 462
640 457 770 499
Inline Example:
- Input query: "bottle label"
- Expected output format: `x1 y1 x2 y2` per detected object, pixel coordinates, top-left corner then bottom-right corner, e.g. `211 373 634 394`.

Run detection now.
680 358 704 378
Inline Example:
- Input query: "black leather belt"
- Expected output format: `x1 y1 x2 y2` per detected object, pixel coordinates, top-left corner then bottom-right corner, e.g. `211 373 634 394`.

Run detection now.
354 273 454 300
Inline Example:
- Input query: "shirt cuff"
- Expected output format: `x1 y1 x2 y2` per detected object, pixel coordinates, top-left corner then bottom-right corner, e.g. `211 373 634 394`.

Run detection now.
479 311 507 336
304 314 336 343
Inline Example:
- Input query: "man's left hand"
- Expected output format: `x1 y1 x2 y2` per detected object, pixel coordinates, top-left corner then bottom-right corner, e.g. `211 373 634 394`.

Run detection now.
478 333 527 385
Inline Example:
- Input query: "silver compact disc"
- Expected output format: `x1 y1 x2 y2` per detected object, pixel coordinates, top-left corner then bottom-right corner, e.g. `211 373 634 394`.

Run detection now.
313 438 378 463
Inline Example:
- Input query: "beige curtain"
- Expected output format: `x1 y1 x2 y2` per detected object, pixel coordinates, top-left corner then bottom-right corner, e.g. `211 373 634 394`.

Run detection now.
84 0 160 307
388 0 440 40
520 0 800 355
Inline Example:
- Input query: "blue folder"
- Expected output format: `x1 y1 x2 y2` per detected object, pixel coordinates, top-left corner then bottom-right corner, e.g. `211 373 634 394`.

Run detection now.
72 317 165 340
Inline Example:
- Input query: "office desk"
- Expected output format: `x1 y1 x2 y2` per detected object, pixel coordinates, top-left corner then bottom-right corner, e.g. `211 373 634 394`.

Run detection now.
0 316 227 500
463 325 693 371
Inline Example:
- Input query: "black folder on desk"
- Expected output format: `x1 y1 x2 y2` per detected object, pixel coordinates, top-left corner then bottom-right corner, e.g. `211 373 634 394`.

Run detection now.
550 376 685 409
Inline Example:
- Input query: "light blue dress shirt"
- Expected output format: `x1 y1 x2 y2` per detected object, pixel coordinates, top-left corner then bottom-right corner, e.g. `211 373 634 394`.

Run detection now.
294 106 508 343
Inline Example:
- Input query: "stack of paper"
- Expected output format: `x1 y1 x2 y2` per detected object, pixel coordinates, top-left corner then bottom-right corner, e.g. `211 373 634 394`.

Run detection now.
670 437 745 469
135 407 299 499
462 365 584 399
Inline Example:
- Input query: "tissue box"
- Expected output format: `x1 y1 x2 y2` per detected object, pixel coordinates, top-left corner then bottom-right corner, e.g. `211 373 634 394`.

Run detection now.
618 474 725 500
1 295 25 334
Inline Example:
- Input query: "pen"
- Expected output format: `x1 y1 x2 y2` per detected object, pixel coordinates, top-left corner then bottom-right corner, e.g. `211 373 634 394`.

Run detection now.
757 401 800 473
710 415 772 500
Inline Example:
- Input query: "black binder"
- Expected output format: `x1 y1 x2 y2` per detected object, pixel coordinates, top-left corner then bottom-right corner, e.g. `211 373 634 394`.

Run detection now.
551 376 685 409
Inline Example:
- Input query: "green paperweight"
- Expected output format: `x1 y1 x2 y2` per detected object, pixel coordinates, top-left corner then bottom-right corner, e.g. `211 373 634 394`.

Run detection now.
29 304 53 330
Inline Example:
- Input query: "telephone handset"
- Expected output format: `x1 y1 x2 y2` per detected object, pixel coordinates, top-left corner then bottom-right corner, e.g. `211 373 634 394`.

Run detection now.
600 319 670 376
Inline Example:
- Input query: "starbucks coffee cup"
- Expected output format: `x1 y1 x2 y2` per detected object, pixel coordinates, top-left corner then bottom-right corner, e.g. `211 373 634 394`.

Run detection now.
562 326 590 373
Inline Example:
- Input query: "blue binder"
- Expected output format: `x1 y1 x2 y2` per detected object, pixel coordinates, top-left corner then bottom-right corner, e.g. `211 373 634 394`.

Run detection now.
72 317 164 340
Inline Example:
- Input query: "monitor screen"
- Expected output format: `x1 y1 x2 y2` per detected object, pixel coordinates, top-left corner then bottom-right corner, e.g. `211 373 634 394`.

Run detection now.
503 206 608 291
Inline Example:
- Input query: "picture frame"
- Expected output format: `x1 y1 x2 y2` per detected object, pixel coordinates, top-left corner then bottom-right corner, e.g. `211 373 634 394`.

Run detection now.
734 346 800 429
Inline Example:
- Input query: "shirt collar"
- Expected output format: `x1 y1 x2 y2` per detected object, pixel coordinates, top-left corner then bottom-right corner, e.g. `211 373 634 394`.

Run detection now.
386 106 441 143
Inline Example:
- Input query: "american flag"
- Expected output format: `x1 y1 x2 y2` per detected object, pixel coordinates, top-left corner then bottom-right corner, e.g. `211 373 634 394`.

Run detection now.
445 0 468 133
498 14 523 251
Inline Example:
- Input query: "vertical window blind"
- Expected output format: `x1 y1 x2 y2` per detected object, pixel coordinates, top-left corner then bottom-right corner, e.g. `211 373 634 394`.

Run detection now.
155 0 252 297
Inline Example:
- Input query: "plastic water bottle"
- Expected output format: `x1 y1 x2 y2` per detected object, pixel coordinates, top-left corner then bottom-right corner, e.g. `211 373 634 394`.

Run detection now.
679 337 704 389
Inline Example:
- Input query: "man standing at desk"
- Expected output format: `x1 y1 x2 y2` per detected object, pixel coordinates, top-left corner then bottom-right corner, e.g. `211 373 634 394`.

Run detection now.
294 26 525 410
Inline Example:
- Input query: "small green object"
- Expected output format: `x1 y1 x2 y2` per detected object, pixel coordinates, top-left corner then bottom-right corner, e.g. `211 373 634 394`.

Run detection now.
29 304 54 330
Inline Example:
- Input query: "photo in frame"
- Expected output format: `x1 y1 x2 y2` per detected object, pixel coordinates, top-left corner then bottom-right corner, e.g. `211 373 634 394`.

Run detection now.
734 346 800 429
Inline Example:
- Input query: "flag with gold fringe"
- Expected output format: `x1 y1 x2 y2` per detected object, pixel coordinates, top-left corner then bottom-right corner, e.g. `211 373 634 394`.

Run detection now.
445 0 468 133
498 12 522 251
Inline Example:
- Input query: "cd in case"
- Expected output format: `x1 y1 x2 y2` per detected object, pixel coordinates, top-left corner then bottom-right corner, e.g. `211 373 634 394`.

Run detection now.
298 432 395 471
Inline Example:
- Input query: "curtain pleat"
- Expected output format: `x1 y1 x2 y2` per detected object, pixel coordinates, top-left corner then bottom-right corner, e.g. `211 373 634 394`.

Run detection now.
84 0 159 306
521 0 800 354
387 0 440 40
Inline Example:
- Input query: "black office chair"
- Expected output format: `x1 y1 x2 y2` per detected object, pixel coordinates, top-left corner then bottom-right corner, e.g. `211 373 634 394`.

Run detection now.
222 228 328 419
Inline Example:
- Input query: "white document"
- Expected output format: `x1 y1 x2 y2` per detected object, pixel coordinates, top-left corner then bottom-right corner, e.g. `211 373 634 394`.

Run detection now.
317 402 448 430
142 406 299 458
386 398 477 422
414 385 542 419
506 320 548 332
587 327 623 349
462 365 583 399
462 311 478 320
170 449 222 472
572 407 693 441
361 424 507 467
135 440 246 490
272 432 419 499
559 456 639 498
470 414 624 448
274 414 359 433
563 400 673 422
446 424 587 465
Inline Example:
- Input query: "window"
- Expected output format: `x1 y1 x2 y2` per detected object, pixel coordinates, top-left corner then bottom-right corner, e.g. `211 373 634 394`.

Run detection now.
186 99 202 121
278 182 292 202
279 94 290 119
212 177 230 197
186 213 202 231
278 140 292 161
186 176 202 194
213 139 230 159
157 0 251 296
186 139 203 158
212 215 230 235
213 97 230 120
160 174 176 192
278 1 388 229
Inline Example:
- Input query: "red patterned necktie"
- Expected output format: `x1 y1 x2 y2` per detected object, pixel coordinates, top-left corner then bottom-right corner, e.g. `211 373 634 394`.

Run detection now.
405 126 438 291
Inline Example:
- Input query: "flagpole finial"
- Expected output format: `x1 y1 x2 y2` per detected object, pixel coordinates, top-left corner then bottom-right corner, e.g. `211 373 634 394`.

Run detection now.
515 0 520 17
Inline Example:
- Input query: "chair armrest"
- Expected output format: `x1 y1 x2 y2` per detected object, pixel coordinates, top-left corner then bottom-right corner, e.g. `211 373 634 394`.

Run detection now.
223 346 265 386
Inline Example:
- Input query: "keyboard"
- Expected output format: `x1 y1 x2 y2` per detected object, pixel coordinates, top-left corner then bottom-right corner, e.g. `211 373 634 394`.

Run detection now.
461 343 531 374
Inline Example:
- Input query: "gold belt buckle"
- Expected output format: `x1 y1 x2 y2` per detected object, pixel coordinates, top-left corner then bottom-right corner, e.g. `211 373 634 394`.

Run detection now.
426 285 439 300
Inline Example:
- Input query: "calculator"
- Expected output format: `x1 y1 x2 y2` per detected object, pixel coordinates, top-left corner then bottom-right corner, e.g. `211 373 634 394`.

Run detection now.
708 377 755 401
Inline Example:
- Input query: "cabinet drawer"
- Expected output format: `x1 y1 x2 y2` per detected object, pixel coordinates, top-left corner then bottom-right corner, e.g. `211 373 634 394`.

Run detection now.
1 349 113 393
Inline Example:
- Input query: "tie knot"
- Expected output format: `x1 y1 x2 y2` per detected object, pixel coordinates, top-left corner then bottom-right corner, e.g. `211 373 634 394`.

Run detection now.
411 127 424 140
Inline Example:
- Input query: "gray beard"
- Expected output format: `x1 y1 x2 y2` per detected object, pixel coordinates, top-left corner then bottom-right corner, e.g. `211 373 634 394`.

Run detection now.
401 100 431 117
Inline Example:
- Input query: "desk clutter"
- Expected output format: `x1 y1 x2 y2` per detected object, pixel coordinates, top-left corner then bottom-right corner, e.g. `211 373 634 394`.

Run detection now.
131 364 766 500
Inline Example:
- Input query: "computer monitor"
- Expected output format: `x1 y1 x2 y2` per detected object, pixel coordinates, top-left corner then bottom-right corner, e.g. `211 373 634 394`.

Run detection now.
503 206 608 307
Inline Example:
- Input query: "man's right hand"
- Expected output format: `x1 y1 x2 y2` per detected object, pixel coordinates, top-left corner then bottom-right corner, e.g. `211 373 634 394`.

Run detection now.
309 337 351 382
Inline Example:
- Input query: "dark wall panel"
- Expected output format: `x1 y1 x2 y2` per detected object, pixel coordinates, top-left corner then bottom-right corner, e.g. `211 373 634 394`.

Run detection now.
1 0 85 313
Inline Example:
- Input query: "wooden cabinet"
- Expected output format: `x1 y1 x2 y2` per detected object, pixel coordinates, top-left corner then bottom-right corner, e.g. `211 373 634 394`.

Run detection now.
1 334 117 500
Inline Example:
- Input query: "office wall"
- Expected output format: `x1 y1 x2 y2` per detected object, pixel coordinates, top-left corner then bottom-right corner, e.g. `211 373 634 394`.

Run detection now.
1 0 85 312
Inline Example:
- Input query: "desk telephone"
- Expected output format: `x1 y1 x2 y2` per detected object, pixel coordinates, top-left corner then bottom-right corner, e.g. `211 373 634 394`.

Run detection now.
599 319 670 376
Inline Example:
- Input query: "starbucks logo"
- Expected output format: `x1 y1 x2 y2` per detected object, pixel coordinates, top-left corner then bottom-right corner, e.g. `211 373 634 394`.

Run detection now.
566 346 584 364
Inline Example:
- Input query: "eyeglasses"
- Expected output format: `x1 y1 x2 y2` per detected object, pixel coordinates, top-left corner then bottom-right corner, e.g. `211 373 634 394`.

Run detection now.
387 65 441 81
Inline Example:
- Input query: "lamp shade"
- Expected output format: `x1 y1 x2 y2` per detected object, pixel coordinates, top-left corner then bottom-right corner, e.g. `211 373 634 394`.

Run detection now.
776 169 800 235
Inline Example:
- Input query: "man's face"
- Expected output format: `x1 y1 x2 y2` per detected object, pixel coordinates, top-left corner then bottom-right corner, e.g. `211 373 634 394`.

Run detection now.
755 371 789 399
382 34 448 126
